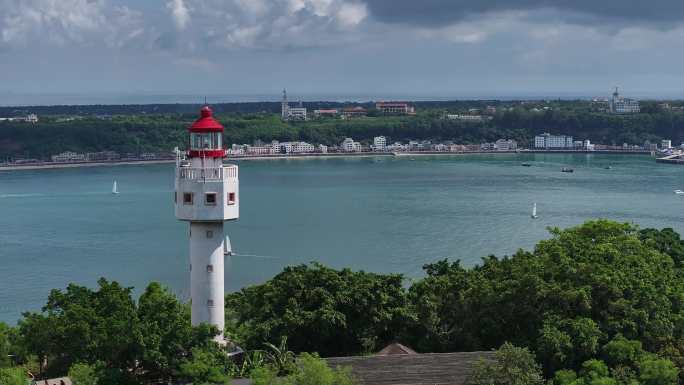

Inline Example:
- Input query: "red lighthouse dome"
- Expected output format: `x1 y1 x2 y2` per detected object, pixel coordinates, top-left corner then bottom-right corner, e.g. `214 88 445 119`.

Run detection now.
188 106 225 158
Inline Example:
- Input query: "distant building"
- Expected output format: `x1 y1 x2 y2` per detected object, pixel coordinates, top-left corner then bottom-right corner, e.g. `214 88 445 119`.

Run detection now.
86 151 120 161
245 145 272 155
446 114 485 122
534 133 574 149
341 138 362 152
314 109 338 118
609 87 640 114
0 114 38 123
341 106 367 119
318 144 328 154
376 102 415 115
281 89 289 120
481 143 495 151
387 142 408 152
662 140 672 149
495 139 517 151
373 136 387 151
51 151 85 162
271 141 315 154
287 107 307 121
485 106 497 115
281 88 307 120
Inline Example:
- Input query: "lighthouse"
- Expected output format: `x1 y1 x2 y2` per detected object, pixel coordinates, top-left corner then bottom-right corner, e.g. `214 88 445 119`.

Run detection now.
175 106 239 343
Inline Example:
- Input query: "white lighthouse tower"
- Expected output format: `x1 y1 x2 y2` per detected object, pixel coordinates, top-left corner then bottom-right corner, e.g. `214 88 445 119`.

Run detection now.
174 106 239 343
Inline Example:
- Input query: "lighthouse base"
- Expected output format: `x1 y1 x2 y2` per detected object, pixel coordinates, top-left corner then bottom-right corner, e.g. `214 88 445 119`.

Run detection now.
189 221 225 343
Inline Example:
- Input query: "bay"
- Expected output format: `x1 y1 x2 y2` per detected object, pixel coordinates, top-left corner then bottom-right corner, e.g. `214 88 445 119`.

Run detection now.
0 153 682 323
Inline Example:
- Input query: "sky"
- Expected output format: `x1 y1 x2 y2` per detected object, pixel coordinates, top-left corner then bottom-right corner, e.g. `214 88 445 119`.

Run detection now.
2 0 684 104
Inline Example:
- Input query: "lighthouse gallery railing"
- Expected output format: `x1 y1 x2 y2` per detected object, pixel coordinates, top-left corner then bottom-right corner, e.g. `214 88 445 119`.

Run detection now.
178 165 238 181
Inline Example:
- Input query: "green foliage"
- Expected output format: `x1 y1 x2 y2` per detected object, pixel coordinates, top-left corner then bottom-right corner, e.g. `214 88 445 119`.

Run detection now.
468 342 544 385
602 335 644 367
0 367 27 385
68 362 100 385
285 353 354 385
18 280 219 383
263 336 297 375
225 263 409 356
638 358 678 385
0 322 14 368
179 347 232 385
405 220 684 376
250 366 278 385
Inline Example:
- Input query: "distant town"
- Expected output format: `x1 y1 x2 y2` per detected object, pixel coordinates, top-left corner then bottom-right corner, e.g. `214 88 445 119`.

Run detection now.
4 87 684 168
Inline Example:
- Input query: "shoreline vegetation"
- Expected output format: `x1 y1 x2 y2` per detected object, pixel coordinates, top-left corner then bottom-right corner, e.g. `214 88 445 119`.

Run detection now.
2 220 684 385
0 149 654 171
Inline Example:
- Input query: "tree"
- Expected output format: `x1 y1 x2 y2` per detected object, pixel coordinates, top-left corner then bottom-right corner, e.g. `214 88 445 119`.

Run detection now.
0 322 15 368
136 282 197 382
286 353 354 385
68 362 100 385
638 358 678 385
406 220 684 375
0 367 27 385
179 347 232 385
226 263 409 356
468 342 544 385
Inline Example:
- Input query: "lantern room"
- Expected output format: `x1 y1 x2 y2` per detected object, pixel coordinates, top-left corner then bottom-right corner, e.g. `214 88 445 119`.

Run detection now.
188 106 225 158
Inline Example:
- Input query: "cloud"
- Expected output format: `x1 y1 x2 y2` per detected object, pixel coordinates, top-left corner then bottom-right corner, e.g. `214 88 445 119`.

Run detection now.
177 0 369 49
363 0 684 27
167 0 190 30
0 0 146 48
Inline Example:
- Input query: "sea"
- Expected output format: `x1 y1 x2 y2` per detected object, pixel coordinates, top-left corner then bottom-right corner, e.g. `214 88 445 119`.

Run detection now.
0 153 682 323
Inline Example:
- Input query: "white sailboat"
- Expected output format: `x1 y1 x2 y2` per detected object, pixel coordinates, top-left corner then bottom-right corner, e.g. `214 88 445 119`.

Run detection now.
224 235 232 256
112 181 119 194
531 202 538 219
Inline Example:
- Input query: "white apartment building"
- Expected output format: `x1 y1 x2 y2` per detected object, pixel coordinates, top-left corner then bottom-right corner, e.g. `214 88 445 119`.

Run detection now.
245 146 272 155
662 140 672 149
534 133 574 149
51 151 86 162
271 141 315 154
373 136 387 151
495 139 518 151
341 138 362 152
318 144 328 154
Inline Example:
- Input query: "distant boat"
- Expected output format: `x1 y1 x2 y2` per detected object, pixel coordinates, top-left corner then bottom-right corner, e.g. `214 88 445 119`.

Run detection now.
224 235 232 256
112 181 119 194
521 163 532 167
604 166 612 170
675 190 684 195
561 168 574 173
531 203 538 219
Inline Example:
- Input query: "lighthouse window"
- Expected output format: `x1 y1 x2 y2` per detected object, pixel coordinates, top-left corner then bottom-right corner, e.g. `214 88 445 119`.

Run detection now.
206 265 213 273
206 230 213 238
205 193 217 206
190 133 222 150
207 299 214 307
227 192 236 205
183 192 194 205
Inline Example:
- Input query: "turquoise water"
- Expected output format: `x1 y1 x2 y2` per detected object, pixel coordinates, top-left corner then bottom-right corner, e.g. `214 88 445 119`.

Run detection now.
0 154 682 323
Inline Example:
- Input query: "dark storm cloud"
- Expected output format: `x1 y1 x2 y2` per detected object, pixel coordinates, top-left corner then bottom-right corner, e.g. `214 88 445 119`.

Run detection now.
364 0 684 26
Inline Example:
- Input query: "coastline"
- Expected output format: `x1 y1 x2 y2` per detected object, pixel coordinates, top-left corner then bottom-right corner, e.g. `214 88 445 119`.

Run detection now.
0 150 655 171
0 159 175 171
